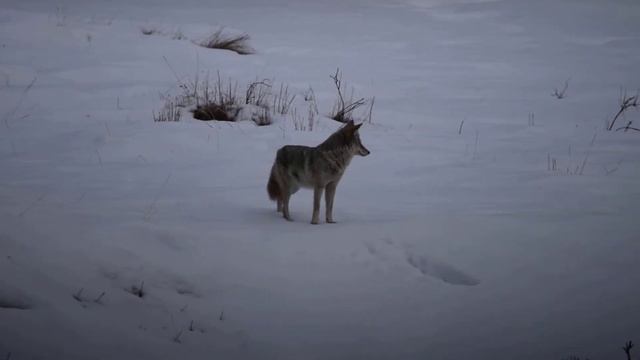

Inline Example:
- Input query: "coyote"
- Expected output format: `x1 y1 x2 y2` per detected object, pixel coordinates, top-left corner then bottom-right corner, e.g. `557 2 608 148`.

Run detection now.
267 120 370 224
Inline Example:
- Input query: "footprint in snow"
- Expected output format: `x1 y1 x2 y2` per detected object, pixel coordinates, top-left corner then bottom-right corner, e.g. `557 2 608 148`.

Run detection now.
405 253 479 286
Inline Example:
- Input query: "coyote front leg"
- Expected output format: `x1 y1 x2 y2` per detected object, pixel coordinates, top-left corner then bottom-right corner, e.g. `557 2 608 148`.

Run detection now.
282 192 292 221
311 186 324 224
325 181 337 223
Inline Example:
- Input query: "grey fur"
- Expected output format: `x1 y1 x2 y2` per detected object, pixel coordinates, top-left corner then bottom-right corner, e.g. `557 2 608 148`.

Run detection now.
267 120 370 224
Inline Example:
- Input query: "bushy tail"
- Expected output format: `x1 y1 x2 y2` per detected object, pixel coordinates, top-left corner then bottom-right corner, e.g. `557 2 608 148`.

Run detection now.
267 167 280 201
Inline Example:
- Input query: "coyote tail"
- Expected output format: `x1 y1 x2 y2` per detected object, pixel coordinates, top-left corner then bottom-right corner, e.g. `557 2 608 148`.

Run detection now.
267 167 280 201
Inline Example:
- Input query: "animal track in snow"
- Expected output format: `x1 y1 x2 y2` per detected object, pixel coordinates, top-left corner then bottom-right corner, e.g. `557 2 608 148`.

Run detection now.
365 238 480 286
405 253 479 286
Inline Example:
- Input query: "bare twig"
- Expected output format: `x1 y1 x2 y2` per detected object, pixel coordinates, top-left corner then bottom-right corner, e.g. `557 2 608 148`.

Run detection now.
623 340 633 360
458 120 464 135
578 132 597 175
245 79 271 106
143 173 171 221
95 149 103 166
94 291 105 304
615 120 640 132
552 77 570 99
608 88 638 131
162 56 185 89
72 288 84 302
367 96 375 124
528 112 535 127
3 76 37 129
473 130 479 159
18 193 46 217
273 82 296 115
172 330 183 343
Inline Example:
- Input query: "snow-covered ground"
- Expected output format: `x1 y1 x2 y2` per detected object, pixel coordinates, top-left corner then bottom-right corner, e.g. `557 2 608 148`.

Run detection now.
1 0 639 359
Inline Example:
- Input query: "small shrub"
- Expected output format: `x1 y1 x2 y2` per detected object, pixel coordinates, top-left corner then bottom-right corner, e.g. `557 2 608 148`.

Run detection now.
329 68 367 123
188 72 240 121
198 29 254 55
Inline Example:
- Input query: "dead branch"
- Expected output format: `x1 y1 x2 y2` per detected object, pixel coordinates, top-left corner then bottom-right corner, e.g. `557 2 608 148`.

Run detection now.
608 89 638 131
3 76 37 129
623 340 633 360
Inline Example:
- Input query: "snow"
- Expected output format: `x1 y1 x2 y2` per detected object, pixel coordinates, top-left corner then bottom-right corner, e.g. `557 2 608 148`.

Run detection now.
1 0 639 359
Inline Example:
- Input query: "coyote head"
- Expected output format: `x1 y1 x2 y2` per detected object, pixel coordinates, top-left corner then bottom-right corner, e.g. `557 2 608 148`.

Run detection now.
344 120 370 157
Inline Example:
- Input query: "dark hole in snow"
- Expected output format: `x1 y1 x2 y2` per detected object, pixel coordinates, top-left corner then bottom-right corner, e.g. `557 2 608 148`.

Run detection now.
0 298 31 310
191 104 234 121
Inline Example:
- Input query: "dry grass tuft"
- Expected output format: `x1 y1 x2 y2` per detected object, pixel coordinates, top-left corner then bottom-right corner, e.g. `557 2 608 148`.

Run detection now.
153 97 181 122
198 29 254 55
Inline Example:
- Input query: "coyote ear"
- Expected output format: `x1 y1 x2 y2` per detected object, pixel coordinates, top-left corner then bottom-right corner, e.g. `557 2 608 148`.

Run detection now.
346 119 355 127
354 123 362 131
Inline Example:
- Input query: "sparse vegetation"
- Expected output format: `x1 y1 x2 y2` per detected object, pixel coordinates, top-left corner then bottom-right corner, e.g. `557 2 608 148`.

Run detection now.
153 97 181 122
197 29 254 55
272 83 296 115
154 63 375 129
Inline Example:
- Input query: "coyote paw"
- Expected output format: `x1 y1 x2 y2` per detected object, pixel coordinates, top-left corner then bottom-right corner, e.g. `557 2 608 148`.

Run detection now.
326 219 336 224
310 219 319 225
